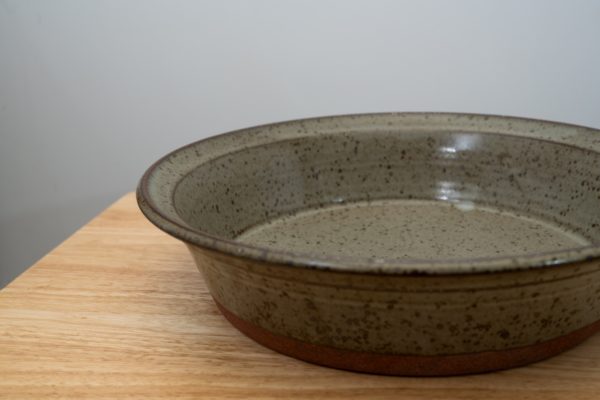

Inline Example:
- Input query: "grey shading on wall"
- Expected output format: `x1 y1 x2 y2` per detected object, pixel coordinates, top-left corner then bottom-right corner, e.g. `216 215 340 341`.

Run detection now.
1 0 600 287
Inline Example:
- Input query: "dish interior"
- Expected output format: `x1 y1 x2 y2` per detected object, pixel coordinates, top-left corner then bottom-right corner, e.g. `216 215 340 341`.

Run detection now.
236 199 589 260
173 130 600 261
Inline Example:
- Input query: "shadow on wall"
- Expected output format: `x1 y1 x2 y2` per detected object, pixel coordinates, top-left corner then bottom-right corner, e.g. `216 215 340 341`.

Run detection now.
0 193 120 288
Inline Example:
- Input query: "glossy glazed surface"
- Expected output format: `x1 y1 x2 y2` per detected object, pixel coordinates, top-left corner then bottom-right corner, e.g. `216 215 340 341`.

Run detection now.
237 199 589 261
138 113 600 375
140 113 600 274
189 245 600 356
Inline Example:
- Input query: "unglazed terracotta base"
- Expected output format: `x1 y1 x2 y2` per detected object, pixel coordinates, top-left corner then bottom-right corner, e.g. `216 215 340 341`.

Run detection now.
216 300 600 376
138 113 600 376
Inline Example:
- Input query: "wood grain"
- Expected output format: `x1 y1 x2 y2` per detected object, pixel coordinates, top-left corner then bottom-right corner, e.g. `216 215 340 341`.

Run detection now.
1 193 599 399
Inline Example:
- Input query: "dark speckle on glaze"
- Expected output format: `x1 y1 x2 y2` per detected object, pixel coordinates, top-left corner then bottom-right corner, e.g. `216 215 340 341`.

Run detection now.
171 129 600 271
236 200 589 261
138 112 600 375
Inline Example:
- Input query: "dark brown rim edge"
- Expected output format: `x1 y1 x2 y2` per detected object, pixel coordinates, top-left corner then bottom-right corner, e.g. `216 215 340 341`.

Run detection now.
137 112 600 275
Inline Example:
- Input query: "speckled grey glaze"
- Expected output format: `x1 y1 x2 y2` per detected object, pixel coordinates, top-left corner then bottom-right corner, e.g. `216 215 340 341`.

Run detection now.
137 113 600 375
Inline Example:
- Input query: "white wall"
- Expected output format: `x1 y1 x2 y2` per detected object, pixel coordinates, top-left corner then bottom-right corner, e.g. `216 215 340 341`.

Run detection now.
1 0 600 287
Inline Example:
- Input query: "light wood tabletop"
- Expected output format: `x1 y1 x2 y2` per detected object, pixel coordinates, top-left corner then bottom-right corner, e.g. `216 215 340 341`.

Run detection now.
1 193 600 399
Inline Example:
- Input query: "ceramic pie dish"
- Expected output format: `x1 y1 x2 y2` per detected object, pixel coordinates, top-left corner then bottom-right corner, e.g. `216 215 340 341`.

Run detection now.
137 113 600 376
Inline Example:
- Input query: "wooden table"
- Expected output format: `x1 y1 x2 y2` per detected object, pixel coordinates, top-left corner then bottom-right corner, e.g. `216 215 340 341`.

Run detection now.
1 193 600 399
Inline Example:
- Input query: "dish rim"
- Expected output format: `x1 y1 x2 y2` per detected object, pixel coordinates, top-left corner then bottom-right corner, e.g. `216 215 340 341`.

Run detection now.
137 112 600 275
